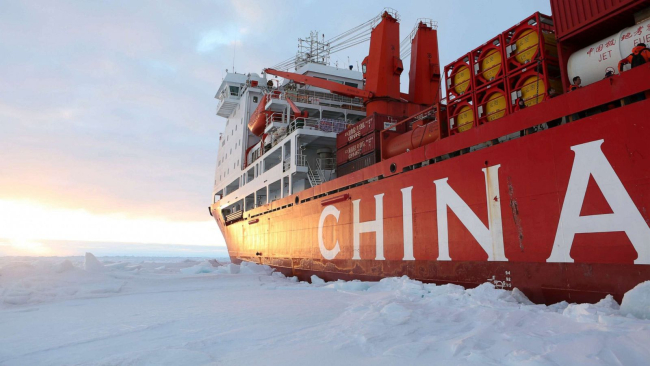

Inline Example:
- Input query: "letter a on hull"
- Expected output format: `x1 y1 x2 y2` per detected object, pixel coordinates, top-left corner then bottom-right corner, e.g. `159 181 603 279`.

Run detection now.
547 140 650 264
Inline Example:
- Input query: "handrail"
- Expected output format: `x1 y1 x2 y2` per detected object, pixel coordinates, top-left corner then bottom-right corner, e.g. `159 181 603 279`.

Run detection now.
265 112 285 130
283 89 364 106
289 117 351 133
296 154 307 167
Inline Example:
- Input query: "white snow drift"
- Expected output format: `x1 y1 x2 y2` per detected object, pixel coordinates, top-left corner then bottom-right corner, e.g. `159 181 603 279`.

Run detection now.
1 254 650 365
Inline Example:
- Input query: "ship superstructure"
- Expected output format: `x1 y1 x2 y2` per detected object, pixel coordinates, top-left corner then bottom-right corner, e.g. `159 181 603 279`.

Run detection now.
213 62 366 219
211 2 650 304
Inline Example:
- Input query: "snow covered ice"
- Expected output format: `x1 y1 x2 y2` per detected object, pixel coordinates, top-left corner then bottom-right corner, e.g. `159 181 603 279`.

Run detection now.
2 255 650 365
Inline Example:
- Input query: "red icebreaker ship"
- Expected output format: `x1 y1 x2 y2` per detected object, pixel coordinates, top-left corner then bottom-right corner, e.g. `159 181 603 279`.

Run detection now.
211 1 650 304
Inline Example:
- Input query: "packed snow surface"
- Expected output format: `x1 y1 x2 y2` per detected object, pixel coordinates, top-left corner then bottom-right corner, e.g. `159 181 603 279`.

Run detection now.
1 255 650 365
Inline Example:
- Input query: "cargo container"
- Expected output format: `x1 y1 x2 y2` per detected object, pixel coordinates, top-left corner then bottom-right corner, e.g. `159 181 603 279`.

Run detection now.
444 53 473 102
475 81 510 126
550 0 650 89
336 132 379 165
507 68 563 112
471 34 507 90
550 0 649 42
447 94 476 135
336 113 401 149
336 152 379 177
503 13 558 74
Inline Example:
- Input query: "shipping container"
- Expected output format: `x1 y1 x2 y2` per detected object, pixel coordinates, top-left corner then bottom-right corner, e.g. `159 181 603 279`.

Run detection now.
507 68 562 113
336 132 379 165
471 34 507 90
550 0 649 42
447 94 476 135
551 0 650 90
336 152 379 177
336 113 401 149
475 80 510 126
444 53 474 102
503 13 558 74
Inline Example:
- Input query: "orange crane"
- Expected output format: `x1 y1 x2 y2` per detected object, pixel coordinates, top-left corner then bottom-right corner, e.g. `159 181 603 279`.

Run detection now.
264 68 373 100
285 96 309 118
264 13 440 119
257 11 444 159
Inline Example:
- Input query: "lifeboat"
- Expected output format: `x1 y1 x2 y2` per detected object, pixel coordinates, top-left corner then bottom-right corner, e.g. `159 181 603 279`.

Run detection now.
247 94 271 136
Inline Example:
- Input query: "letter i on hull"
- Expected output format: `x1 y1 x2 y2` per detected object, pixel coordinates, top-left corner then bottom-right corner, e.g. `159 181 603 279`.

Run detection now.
401 186 415 261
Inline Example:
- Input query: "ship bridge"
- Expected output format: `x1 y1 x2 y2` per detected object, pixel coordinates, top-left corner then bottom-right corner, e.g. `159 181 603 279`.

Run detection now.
213 63 368 219
215 73 266 118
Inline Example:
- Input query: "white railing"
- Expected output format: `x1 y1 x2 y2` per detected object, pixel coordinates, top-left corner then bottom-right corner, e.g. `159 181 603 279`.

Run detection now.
296 154 307 167
283 89 364 107
289 117 352 133
265 112 284 126
305 160 322 187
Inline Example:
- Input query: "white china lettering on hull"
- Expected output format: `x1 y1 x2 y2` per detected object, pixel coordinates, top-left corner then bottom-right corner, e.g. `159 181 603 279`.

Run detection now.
318 205 341 260
434 164 507 262
547 139 650 264
401 186 415 260
353 194 385 260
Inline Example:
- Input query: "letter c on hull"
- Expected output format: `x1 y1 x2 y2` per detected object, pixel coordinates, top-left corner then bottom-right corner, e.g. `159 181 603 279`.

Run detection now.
318 205 341 260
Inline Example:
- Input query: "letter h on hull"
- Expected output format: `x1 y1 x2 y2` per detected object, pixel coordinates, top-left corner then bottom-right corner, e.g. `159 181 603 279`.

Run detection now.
352 194 384 260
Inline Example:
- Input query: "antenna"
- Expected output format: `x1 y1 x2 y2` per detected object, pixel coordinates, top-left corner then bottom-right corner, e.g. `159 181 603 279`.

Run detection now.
232 43 236 73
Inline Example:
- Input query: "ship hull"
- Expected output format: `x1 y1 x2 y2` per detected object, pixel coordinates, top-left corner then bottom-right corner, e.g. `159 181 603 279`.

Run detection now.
214 99 650 304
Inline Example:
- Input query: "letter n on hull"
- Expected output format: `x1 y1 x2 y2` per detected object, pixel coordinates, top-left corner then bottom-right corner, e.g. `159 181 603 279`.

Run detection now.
434 164 507 261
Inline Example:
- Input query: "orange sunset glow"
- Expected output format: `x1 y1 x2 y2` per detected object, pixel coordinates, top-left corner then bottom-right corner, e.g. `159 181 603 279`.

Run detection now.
0 199 222 256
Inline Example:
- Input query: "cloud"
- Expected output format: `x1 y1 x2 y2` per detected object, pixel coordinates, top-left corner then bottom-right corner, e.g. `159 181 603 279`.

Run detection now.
196 28 243 54
0 0 552 247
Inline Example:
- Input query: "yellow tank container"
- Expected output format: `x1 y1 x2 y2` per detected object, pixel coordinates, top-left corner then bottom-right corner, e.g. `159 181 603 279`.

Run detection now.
514 29 557 65
484 91 507 121
453 65 472 95
480 49 503 81
456 105 475 132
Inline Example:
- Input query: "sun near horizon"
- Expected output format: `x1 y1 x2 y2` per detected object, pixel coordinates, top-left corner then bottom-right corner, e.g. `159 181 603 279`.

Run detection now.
0 198 223 256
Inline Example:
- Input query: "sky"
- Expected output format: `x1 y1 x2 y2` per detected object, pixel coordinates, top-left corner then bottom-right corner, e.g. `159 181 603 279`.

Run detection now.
0 0 551 256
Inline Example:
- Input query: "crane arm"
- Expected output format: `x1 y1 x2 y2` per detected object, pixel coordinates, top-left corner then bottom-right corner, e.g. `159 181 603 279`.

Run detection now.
285 96 308 118
265 68 372 100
